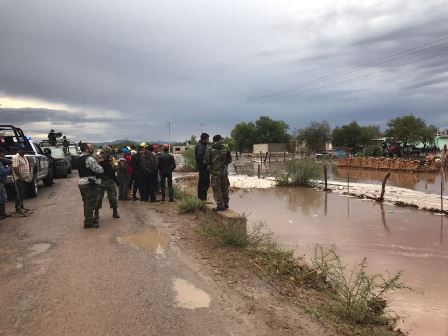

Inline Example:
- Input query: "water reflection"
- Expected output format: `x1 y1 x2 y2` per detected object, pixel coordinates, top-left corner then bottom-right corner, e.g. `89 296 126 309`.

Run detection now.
380 203 389 233
230 187 448 336
273 187 322 216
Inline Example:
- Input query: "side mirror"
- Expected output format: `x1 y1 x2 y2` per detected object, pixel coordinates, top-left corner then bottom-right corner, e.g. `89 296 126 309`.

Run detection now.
43 148 52 155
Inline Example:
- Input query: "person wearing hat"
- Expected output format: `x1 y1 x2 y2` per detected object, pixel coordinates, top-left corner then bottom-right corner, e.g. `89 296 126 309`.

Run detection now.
12 143 31 214
195 133 210 201
204 135 232 211
78 143 104 228
131 144 146 200
94 146 120 219
158 144 176 202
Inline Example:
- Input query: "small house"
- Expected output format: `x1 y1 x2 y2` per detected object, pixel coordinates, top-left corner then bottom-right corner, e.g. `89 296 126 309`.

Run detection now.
253 143 287 154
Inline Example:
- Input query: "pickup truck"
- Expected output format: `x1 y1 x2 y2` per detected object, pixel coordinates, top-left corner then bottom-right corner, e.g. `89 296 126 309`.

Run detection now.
0 125 54 198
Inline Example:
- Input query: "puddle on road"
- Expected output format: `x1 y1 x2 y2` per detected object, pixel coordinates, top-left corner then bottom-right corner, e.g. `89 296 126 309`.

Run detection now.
173 278 211 310
231 187 448 336
28 243 52 257
117 229 169 255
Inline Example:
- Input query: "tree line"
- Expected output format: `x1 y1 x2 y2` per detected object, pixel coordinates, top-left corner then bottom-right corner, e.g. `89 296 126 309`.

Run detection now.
227 115 439 153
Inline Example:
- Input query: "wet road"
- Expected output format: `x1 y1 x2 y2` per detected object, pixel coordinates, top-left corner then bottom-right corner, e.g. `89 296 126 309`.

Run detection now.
231 187 448 336
0 176 334 336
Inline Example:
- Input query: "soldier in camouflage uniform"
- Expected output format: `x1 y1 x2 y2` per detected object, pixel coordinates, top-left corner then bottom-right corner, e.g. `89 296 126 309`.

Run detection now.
94 146 120 219
204 135 232 211
78 143 104 228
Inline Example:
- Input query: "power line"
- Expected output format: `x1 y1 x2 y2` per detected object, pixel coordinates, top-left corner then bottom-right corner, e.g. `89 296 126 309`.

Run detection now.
218 36 448 112
253 36 448 102
263 50 448 103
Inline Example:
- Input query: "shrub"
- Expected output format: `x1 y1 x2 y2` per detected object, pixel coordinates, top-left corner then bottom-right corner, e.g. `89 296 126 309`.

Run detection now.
312 245 406 325
276 159 322 186
178 197 205 213
182 148 197 170
363 145 383 157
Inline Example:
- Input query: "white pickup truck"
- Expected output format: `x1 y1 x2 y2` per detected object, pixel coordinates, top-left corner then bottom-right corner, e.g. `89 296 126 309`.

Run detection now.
0 125 54 198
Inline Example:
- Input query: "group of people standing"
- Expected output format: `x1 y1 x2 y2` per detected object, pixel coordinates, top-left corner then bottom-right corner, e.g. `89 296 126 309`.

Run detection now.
195 133 232 211
77 142 176 229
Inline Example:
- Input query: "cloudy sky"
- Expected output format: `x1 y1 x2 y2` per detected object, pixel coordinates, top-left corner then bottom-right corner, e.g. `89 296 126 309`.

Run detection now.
1 0 447 142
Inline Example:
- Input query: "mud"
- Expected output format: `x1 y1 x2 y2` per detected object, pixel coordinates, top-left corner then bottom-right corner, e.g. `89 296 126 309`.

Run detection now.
27 243 52 257
173 278 211 310
231 187 448 336
118 229 170 255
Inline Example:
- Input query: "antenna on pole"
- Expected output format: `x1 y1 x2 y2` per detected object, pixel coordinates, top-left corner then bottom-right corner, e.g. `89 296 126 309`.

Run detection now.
200 123 205 134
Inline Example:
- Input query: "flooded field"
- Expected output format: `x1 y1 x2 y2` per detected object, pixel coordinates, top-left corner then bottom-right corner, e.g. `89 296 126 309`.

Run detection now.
230 187 448 336
230 159 446 194
330 166 446 195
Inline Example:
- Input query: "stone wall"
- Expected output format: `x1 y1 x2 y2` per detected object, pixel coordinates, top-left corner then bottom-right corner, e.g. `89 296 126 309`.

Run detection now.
336 157 439 172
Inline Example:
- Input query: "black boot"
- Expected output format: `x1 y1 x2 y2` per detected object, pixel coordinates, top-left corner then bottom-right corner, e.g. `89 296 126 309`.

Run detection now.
93 209 99 223
0 204 6 220
112 207 120 218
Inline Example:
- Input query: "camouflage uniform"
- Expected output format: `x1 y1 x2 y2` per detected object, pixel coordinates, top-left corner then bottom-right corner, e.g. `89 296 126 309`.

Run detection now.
204 141 232 209
96 149 119 210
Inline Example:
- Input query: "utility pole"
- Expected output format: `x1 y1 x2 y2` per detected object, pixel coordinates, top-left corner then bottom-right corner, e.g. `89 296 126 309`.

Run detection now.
200 123 205 134
167 122 172 153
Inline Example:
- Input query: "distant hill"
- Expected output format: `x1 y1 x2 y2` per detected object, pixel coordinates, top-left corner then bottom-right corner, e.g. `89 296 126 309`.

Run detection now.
92 139 181 147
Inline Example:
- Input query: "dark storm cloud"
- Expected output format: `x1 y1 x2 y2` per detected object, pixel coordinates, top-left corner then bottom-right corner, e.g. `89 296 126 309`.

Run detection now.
0 0 448 141
0 108 121 125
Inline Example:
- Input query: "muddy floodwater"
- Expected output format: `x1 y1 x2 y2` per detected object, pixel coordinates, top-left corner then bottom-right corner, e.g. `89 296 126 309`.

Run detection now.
230 187 448 336
231 160 447 194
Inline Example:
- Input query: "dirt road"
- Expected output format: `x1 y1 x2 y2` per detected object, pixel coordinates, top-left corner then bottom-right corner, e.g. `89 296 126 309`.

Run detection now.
0 176 334 336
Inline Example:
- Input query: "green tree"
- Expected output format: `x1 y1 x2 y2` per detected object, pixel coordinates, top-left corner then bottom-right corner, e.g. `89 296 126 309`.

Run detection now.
230 122 257 153
254 116 291 144
421 125 438 147
332 122 380 150
187 135 197 145
385 115 427 146
295 121 331 154
230 116 291 152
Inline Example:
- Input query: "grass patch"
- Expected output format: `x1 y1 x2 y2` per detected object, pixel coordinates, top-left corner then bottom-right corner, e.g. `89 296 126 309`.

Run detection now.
276 159 322 186
199 213 252 247
178 197 205 213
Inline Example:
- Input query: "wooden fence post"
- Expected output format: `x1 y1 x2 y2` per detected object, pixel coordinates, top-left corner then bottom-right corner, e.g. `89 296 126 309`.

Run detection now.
378 173 391 202
324 165 328 191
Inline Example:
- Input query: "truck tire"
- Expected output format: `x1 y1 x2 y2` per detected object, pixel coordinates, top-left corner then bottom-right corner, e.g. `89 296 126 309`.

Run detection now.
62 165 68 178
43 168 54 186
27 172 38 198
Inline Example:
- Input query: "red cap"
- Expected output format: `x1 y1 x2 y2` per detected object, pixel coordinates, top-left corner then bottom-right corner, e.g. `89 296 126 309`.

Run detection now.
162 144 169 150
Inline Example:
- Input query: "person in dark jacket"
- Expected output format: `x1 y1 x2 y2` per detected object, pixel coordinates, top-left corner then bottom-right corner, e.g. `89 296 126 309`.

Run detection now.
131 144 146 201
0 148 12 220
195 133 210 201
158 144 176 202
95 146 120 219
140 146 158 202
117 158 131 201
